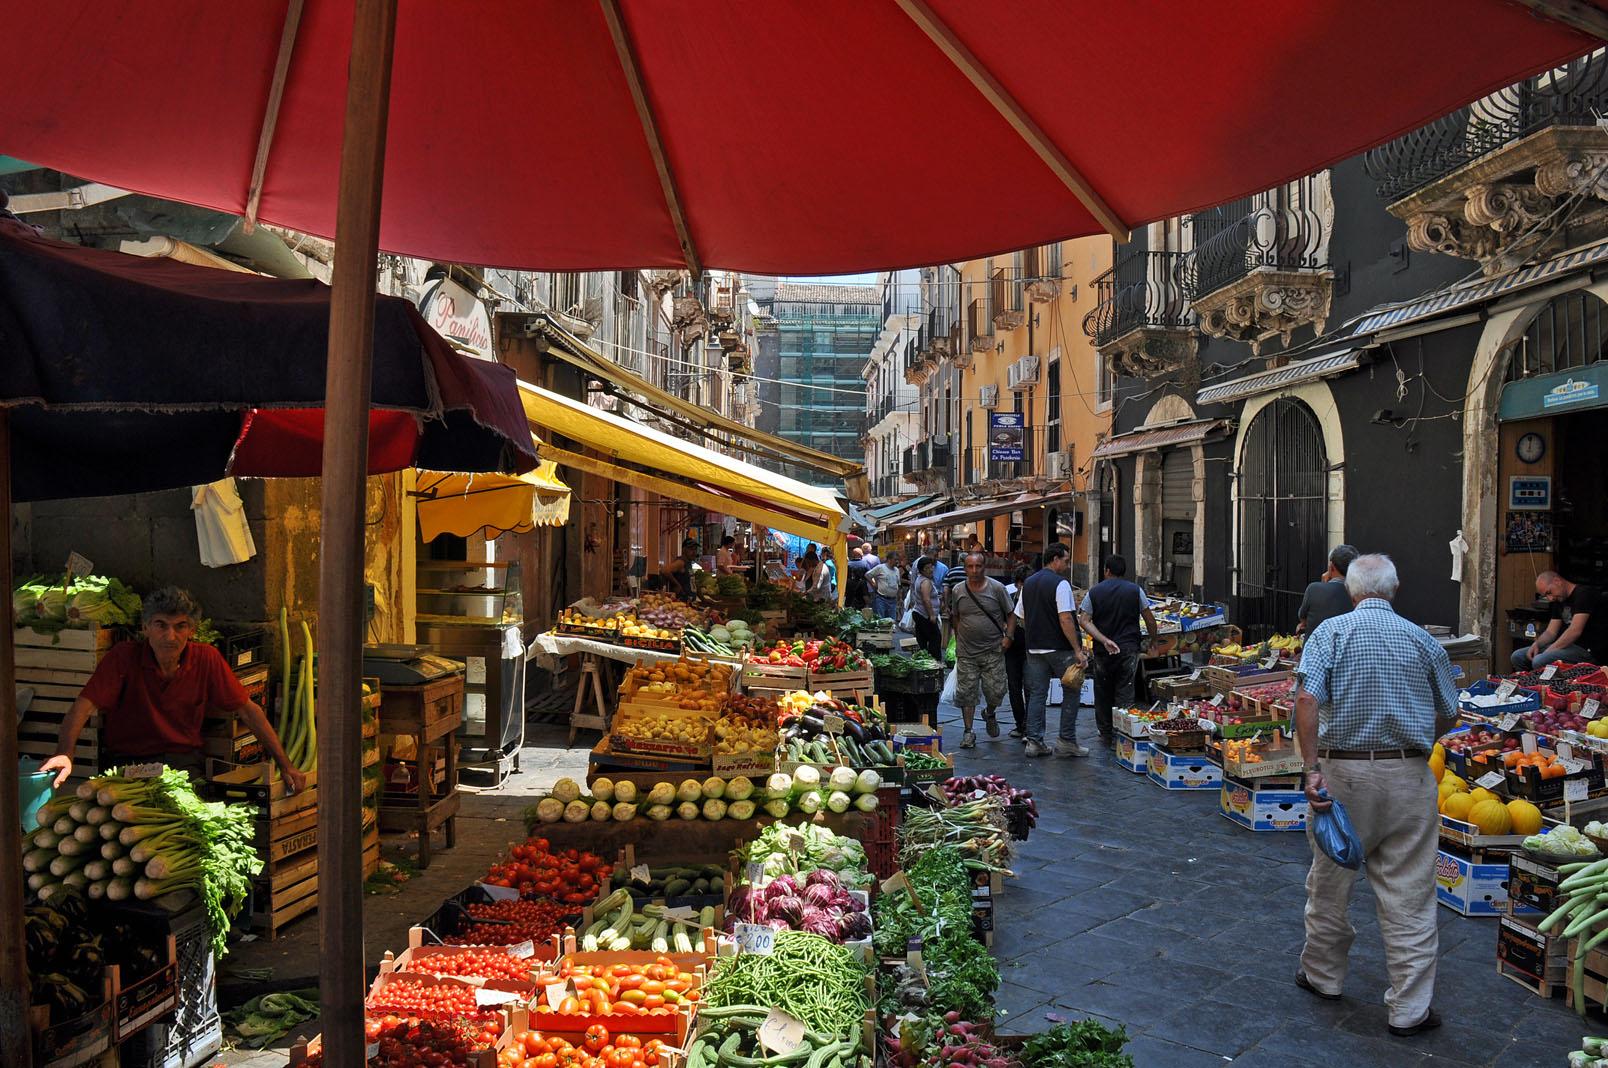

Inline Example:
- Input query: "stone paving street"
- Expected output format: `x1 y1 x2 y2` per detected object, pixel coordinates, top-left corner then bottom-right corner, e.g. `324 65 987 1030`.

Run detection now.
218 700 1594 1067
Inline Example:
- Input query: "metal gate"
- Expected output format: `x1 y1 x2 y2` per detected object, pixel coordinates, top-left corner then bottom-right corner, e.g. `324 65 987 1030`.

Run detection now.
1160 449 1193 519
1235 399 1328 638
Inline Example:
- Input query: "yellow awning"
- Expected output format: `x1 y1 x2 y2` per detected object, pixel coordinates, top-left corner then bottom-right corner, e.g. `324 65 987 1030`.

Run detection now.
519 380 848 603
414 461 572 540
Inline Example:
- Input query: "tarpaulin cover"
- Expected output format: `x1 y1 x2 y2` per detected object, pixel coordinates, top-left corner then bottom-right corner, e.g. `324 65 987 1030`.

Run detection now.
1 1 1600 273
414 464 573 540
0 223 538 498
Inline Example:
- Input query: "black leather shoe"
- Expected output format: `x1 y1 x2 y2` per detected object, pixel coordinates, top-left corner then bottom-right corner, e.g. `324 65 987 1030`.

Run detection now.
1388 1009 1441 1037
1295 971 1340 1001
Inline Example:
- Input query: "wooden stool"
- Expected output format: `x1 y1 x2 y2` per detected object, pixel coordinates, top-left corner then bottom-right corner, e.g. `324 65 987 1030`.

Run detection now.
569 654 611 746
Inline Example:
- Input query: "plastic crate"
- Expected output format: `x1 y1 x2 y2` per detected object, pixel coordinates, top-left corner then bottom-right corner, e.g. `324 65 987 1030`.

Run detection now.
119 905 218 1068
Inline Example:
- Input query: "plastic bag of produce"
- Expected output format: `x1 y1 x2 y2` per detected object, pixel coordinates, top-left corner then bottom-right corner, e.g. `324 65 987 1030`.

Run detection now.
940 667 958 705
1310 791 1363 870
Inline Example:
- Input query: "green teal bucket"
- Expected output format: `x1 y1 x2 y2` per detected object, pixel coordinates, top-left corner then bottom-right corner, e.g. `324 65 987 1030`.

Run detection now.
19 759 55 832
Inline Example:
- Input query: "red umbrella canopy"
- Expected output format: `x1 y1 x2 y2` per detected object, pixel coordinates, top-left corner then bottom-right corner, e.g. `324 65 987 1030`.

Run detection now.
1 0 1600 273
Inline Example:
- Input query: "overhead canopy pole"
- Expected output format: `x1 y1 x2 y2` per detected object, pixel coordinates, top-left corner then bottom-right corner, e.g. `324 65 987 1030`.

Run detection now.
317 0 397 1065
1513 0 1608 40
598 0 704 280
893 0 1131 243
242 0 306 233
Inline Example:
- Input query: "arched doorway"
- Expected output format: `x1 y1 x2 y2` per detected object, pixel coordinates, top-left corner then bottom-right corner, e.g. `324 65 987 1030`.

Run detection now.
1236 398 1329 636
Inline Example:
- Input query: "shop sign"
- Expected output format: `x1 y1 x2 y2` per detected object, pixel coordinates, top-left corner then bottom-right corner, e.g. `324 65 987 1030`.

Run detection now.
418 276 494 360
1498 362 1608 421
988 412 1025 461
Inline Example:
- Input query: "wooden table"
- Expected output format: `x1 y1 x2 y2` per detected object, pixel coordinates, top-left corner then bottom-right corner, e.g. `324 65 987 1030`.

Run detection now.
376 674 463 869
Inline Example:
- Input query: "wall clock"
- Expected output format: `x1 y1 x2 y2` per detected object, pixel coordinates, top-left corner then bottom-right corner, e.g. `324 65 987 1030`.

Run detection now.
1516 432 1546 464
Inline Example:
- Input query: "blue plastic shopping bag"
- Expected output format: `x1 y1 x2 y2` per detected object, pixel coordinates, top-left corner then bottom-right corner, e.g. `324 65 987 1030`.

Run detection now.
1311 790 1364 869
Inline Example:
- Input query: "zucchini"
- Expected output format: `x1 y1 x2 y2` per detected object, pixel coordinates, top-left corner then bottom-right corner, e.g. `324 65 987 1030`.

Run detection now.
663 878 692 899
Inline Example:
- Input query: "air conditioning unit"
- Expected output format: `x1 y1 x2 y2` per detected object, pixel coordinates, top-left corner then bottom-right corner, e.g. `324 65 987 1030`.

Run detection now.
1044 449 1075 479
979 384 1000 409
1006 355 1040 391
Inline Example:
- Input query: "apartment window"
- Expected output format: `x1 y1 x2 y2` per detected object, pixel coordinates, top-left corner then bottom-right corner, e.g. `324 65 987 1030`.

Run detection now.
1047 361 1062 453
944 386 953 439
1097 353 1114 409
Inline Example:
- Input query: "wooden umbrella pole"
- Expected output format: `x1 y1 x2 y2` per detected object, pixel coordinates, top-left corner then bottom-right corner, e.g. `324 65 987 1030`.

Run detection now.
318 1 397 1065
0 410 33 1067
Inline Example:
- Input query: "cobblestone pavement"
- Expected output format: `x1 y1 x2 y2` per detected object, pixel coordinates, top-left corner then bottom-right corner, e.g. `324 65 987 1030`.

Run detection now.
214 704 1590 1067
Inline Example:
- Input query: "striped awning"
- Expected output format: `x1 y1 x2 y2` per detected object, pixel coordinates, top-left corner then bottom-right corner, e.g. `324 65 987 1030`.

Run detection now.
1353 238 1608 336
1090 419 1229 460
1196 349 1364 407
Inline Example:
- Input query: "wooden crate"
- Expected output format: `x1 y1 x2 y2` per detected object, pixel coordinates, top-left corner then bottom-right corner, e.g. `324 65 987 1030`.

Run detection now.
15 625 119 770
249 848 319 940
810 667 873 695
379 675 465 736
741 661 809 693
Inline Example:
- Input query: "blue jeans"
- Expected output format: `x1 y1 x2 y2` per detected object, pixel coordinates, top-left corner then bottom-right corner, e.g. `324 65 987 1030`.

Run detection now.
1511 642 1594 671
1023 650 1081 746
872 593 898 621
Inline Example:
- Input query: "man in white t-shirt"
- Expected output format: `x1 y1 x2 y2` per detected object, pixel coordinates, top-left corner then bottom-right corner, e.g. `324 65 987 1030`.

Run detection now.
1012 542 1089 757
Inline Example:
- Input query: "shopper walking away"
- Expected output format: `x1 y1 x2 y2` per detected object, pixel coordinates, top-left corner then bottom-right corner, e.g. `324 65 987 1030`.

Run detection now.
1297 544 1359 635
821 548 839 601
1002 564 1030 738
1078 554 1158 746
1512 569 1607 669
1294 554 1457 1037
942 552 1016 748
846 548 871 610
909 557 944 659
867 552 904 621
1014 542 1089 757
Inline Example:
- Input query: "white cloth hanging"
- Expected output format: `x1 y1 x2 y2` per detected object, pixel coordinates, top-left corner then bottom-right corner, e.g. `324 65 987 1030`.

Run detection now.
191 477 257 567
1448 529 1470 583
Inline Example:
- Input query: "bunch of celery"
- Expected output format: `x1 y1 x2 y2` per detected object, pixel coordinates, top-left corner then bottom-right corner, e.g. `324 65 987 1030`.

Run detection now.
22 769 262 955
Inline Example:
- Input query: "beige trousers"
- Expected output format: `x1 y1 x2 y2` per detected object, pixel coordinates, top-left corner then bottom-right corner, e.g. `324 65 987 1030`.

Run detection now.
1300 756 1439 1028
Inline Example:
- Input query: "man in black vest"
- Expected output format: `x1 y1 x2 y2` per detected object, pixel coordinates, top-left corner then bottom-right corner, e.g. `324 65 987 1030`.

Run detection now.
1078 554 1160 746
1011 542 1090 757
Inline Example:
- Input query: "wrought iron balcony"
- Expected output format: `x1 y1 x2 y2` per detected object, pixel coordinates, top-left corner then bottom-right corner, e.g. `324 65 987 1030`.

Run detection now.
968 298 994 354
903 329 937 386
903 436 954 490
1021 244 1063 303
920 309 952 363
990 267 1025 331
1362 49 1608 274
1180 174 1333 354
1081 246 1197 380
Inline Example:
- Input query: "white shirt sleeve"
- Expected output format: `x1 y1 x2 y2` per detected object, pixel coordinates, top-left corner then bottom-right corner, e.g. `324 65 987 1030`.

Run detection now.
1055 580 1075 614
1014 594 1025 622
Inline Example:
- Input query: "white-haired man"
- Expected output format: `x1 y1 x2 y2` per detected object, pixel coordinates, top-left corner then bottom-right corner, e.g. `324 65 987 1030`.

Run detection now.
1293 554 1457 1037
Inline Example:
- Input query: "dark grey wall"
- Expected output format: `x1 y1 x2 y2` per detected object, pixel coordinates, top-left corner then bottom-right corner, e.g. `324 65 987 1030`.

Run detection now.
18 482 268 621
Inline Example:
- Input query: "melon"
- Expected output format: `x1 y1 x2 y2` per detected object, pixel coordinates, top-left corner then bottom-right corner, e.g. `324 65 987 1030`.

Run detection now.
1441 771 1467 793
1468 797 1514 836
1429 745 1446 783
1469 786 1499 806
1507 798 1544 836
1437 779 1461 803
1441 791 1475 821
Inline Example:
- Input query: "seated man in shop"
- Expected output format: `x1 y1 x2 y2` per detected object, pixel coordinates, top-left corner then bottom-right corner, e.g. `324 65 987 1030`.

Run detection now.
1512 570 1607 671
40 586 307 792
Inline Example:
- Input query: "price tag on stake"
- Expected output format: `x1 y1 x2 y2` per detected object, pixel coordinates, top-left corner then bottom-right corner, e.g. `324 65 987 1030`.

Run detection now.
1523 732 1538 754
1210 694 1224 707
1477 771 1506 790
1559 741 1576 762
1498 712 1522 733
124 762 165 779
757 1008 808 1055
1263 654 1280 669
746 861 765 884
509 940 535 958
1560 757 1590 774
881 871 909 896
1585 699 1602 719
631 863 652 885
367 1044 380 1060
926 784 948 804
1542 663 1559 681
65 551 94 579
1567 778 1590 802
823 712 845 734
787 832 807 855
1189 668 1203 682
475 987 517 1007
735 923 775 955
545 979 573 1007
664 905 696 921
1497 680 1519 699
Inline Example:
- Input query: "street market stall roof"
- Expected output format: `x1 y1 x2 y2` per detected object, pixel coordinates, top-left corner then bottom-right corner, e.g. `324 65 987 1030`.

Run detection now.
0 221 538 498
896 490 1079 530
519 380 849 596
2 2 1601 273
517 312 860 480
413 461 573 540
866 495 937 522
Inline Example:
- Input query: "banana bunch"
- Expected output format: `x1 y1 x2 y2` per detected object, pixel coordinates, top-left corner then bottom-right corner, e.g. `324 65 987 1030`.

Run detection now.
1268 633 1303 651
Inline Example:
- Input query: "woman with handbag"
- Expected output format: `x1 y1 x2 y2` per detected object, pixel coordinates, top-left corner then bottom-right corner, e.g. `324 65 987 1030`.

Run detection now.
906 557 944 659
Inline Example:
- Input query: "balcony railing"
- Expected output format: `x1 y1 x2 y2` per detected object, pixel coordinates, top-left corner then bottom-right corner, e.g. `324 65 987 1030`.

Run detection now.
990 267 1025 330
1180 176 1329 301
1082 246 1193 346
1363 50 1608 203
968 298 994 353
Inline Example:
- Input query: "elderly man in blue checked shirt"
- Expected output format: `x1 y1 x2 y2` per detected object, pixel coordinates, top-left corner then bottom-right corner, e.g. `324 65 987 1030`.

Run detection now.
1292 554 1459 1039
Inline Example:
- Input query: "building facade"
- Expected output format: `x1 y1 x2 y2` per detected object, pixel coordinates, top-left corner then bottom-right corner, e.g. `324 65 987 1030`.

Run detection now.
1087 48 1608 661
864 271 923 503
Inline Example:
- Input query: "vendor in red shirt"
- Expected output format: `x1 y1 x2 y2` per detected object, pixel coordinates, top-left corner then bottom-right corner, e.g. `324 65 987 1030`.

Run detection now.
40 586 307 793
